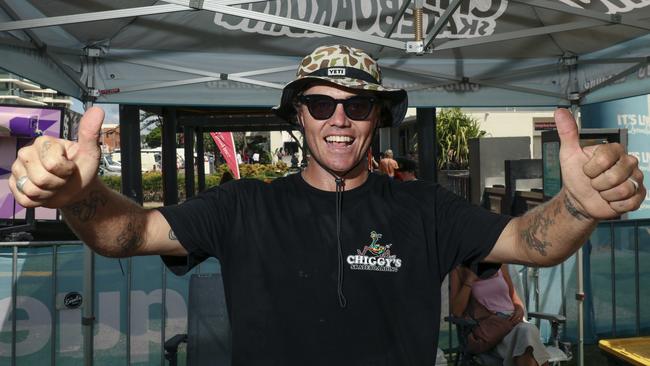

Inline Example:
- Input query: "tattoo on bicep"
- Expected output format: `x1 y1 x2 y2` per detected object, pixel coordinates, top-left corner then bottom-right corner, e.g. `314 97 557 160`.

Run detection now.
62 191 108 222
563 194 589 221
116 211 144 254
519 201 561 256
168 229 178 241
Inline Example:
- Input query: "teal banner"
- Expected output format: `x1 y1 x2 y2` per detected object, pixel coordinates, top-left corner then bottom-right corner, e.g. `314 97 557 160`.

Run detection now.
581 95 650 219
0 244 221 365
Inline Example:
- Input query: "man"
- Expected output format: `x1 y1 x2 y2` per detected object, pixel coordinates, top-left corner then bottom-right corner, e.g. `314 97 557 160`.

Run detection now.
9 45 645 365
394 157 418 182
378 148 399 177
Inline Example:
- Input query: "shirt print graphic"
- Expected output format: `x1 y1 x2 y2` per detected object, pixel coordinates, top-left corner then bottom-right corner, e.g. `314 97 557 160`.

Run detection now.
347 231 402 272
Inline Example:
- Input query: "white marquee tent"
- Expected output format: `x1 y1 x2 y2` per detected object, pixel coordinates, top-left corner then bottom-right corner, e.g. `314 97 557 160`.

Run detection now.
1 0 649 109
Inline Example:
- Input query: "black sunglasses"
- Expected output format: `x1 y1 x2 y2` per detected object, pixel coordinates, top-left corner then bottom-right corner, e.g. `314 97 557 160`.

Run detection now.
298 94 377 121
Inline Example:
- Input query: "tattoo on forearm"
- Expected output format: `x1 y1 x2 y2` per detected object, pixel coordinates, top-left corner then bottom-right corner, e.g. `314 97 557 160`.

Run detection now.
563 194 590 221
116 211 144 254
169 229 177 241
63 191 108 222
519 200 561 256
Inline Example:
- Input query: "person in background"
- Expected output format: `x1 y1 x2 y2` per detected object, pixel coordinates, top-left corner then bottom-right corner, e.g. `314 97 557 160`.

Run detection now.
394 157 417 182
378 148 399 177
451 264 550 366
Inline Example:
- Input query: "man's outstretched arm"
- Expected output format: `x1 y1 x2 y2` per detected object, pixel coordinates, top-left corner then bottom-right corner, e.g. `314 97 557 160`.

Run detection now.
486 109 646 267
9 107 186 258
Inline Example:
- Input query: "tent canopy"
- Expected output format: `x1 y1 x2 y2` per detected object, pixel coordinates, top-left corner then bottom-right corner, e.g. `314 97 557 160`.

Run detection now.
1 0 649 108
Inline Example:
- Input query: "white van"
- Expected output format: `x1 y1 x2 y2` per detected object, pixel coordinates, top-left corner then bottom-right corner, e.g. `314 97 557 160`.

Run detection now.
111 148 183 172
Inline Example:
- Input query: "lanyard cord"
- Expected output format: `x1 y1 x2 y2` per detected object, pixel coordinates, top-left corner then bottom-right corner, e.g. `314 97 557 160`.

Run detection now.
301 123 379 309
307 152 361 308
335 177 347 308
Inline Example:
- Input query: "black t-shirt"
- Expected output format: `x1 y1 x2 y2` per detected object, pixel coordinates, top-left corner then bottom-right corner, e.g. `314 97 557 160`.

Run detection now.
158 172 511 366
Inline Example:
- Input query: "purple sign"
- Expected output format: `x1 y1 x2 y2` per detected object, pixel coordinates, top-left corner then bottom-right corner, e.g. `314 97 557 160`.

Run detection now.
0 105 63 220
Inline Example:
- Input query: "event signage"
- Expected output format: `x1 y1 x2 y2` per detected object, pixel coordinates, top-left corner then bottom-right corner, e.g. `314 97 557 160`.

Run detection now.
581 95 650 218
210 132 241 179
212 1 650 40
0 106 62 220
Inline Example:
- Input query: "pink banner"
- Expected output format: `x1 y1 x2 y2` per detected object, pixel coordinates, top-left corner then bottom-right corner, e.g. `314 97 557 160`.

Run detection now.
210 132 240 179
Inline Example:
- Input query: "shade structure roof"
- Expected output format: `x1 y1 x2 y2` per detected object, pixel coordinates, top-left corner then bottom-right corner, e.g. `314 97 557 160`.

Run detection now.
1 0 649 108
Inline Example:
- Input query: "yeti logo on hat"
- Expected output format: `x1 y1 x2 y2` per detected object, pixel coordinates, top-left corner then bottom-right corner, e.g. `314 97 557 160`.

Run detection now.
327 67 346 77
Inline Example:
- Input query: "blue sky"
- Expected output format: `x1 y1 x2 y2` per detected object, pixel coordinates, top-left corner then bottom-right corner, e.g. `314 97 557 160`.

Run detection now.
71 98 120 126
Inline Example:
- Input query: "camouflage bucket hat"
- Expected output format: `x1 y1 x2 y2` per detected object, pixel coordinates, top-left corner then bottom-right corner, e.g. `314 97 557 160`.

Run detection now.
273 44 408 127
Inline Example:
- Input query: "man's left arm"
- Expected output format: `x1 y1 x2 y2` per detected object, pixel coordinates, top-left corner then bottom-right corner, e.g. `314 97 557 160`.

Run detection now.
485 109 646 267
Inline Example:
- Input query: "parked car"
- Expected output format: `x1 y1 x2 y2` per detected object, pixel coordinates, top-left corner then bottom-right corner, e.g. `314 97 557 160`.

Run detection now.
99 154 121 176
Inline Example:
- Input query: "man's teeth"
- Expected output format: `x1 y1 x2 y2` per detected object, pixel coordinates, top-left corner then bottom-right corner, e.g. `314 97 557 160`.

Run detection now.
326 136 353 143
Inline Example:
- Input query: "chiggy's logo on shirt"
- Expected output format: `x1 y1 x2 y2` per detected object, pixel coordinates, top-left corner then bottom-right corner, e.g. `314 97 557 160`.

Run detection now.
347 231 402 273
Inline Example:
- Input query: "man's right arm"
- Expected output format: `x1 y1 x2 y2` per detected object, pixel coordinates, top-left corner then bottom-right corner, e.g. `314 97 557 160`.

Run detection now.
60 178 187 258
8 106 187 258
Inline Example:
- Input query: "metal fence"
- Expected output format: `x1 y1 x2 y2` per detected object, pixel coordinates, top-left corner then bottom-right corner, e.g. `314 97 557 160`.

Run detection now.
0 241 219 366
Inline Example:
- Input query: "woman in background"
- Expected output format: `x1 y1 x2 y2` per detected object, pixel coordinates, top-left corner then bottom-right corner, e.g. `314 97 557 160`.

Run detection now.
451 264 550 366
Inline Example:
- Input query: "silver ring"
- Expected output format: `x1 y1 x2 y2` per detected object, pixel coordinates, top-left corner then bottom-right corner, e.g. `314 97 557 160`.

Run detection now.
16 175 29 194
628 177 639 194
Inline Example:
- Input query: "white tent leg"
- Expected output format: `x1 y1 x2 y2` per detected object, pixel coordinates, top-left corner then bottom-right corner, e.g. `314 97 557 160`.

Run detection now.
82 54 98 366
570 103 584 366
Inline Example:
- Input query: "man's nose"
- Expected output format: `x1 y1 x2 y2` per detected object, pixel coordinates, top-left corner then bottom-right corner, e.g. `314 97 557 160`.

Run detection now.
329 103 350 127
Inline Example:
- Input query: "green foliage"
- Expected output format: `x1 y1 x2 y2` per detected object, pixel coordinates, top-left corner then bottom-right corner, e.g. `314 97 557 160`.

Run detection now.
145 126 162 148
435 108 486 170
98 163 289 202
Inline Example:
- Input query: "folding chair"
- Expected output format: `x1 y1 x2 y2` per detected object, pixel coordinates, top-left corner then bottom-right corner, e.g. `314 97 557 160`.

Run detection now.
447 311 571 366
164 273 232 366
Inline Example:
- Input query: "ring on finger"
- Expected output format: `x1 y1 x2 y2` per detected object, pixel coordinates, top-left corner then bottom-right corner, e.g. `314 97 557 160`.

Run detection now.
16 175 29 195
628 177 639 194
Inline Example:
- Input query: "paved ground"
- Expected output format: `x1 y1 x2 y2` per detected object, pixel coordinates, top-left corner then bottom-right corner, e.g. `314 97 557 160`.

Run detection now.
566 344 611 366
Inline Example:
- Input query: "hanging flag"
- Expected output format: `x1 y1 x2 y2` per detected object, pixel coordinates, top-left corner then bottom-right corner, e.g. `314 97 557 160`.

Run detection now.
210 132 240 179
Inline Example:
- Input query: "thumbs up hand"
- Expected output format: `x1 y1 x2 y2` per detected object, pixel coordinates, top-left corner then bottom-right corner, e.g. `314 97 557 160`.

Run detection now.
9 107 105 208
556 108 645 220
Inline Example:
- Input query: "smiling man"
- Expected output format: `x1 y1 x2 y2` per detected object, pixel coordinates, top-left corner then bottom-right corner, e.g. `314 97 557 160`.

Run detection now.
9 45 646 365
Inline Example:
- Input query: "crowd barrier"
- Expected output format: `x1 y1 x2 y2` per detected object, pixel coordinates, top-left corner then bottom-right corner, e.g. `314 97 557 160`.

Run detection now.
0 241 219 365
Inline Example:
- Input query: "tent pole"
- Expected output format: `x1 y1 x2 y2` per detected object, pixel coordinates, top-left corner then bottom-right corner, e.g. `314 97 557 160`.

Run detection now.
511 0 650 31
0 2 88 94
196 128 206 192
174 0 405 50
423 0 464 50
81 54 97 366
162 108 179 205
377 0 412 54
570 103 584 366
183 126 196 199
0 0 266 32
437 20 603 51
